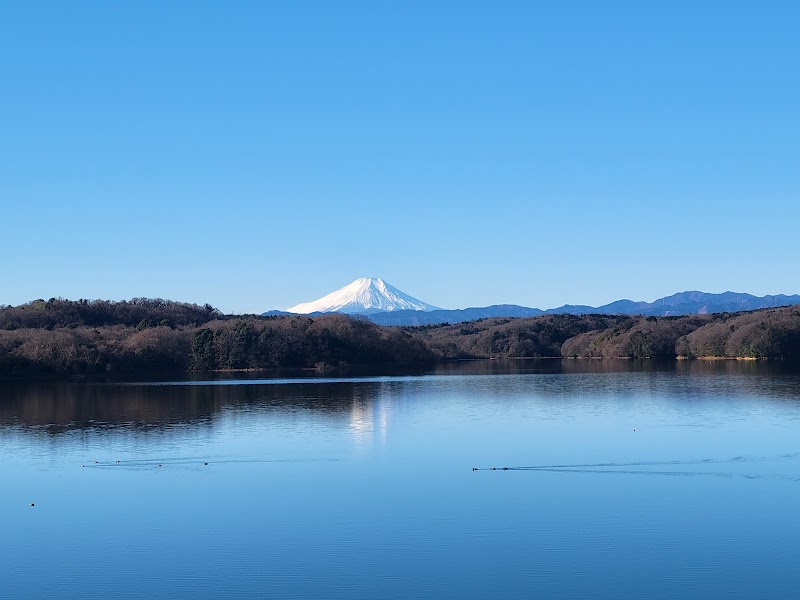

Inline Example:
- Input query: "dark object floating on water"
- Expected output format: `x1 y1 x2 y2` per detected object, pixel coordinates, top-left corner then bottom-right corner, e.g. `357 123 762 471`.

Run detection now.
116 460 120 463
30 503 35 507
157 464 162 468
204 462 208 466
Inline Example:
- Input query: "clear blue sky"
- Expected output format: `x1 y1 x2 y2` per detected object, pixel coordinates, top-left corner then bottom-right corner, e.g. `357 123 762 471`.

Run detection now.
2 1 798 313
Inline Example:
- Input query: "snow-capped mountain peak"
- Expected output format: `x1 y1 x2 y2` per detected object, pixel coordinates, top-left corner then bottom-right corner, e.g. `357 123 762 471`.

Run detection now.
286 278 441 314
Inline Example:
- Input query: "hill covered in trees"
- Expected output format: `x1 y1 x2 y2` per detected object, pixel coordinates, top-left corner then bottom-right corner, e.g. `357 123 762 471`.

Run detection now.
0 299 433 379
0 299 798 379
422 307 800 361
0 298 222 330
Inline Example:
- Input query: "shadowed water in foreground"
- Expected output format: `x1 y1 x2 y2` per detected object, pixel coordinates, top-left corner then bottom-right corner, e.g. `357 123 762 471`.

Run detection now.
2 360 800 599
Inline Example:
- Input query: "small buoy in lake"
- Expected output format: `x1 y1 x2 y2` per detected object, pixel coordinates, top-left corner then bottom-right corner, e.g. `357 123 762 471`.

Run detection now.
157 464 162 468
94 461 98 464
204 462 208 466
116 460 120 463
30 503 35 507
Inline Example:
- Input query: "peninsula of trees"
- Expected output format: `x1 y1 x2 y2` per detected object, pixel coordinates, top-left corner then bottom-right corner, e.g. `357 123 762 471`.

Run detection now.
0 298 799 379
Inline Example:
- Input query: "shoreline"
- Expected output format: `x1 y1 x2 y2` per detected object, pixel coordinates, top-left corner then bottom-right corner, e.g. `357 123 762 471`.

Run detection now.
1 355 796 384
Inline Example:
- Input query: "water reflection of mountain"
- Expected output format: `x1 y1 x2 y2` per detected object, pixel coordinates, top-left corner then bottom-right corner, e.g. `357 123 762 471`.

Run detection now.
1 360 798 435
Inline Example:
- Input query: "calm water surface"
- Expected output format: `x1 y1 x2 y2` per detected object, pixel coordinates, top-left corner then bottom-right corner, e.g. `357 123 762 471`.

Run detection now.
2 360 800 599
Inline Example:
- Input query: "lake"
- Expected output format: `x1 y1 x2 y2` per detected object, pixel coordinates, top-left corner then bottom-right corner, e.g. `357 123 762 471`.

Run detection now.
2 360 800 599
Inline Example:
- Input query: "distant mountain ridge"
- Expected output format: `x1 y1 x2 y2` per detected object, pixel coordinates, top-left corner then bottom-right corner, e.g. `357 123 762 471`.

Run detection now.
358 291 800 326
550 291 800 317
265 281 800 326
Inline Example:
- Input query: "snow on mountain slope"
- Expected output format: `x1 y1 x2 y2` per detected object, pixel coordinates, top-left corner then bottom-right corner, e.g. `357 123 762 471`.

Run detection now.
286 278 441 314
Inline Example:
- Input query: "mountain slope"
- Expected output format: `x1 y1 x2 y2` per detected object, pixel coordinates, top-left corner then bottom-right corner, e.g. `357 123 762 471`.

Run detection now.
285 278 440 315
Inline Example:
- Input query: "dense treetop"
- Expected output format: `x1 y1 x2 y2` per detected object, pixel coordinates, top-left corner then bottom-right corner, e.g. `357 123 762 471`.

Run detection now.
0 298 222 330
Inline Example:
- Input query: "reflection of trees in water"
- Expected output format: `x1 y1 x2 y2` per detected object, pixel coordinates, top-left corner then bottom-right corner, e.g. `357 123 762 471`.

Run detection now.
436 359 800 402
434 358 800 377
1 360 798 436
0 381 383 434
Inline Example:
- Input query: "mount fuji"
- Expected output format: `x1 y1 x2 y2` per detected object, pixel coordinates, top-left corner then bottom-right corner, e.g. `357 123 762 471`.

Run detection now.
283 278 441 315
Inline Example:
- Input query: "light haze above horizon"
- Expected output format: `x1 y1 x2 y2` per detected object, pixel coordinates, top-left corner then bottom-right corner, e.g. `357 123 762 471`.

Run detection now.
2 2 798 314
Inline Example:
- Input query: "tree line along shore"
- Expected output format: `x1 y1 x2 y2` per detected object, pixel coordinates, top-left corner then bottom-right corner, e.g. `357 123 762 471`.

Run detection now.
0 298 799 379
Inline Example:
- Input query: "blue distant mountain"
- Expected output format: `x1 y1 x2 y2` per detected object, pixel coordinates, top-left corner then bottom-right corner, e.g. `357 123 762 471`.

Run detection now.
264 285 800 327
553 291 800 317
347 291 800 326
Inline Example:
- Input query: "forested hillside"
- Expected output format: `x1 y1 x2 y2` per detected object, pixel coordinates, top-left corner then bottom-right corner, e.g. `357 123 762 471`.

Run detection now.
0 300 433 378
1 299 798 379
420 307 800 360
